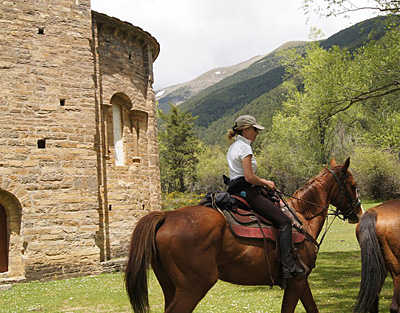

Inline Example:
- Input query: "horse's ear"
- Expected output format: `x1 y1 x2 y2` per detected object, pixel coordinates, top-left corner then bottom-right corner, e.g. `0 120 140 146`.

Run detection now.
342 157 350 173
330 158 337 168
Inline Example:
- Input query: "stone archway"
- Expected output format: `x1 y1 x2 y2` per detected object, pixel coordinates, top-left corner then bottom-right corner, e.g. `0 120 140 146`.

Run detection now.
0 185 26 279
0 204 7 272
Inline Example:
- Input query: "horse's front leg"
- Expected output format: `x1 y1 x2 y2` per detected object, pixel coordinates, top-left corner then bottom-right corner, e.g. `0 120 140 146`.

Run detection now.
281 278 301 313
281 276 318 313
299 277 319 313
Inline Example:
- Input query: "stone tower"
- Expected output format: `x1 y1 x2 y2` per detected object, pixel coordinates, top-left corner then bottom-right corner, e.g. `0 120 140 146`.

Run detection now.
0 1 161 282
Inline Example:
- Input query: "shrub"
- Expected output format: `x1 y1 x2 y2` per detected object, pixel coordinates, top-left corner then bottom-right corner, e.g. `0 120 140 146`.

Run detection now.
190 144 227 194
161 192 205 211
352 147 400 200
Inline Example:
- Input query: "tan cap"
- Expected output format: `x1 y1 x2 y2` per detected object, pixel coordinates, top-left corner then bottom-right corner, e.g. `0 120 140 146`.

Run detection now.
235 115 265 130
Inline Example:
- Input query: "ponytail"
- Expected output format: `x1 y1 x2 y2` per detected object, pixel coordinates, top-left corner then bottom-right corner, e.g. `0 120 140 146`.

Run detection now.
227 124 245 144
227 129 236 143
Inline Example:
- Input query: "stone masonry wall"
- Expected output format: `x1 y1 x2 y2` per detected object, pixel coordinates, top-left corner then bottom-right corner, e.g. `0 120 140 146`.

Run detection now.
92 12 161 260
0 1 160 282
0 0 101 281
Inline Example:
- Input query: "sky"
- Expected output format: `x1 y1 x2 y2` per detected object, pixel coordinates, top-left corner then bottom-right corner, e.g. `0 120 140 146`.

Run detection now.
91 0 375 91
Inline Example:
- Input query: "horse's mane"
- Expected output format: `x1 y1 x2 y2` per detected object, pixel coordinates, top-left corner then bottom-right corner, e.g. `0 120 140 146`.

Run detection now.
291 167 332 219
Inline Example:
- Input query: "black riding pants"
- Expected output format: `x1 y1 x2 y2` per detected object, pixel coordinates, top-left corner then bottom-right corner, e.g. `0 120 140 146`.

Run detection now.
245 186 291 228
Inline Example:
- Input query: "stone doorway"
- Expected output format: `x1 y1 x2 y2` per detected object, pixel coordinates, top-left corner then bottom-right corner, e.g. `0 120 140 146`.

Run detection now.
0 204 8 272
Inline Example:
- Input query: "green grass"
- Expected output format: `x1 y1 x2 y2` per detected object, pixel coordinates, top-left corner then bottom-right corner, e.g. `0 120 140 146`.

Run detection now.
1 202 395 312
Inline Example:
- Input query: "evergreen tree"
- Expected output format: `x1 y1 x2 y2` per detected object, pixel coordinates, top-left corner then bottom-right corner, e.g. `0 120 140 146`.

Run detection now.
159 103 200 193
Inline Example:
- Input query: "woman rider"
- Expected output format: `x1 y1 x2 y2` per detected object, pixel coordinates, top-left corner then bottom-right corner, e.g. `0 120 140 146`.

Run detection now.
226 115 305 278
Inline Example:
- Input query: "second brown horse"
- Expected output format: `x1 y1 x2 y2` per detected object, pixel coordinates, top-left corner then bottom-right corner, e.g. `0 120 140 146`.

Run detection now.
126 158 363 313
355 199 400 313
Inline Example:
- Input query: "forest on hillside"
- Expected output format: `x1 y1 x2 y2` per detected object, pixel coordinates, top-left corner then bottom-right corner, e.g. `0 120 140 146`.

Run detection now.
158 3 400 202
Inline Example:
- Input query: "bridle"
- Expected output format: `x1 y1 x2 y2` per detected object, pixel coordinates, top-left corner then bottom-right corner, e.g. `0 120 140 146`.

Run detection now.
313 169 362 251
276 169 361 220
276 168 362 251
328 169 362 221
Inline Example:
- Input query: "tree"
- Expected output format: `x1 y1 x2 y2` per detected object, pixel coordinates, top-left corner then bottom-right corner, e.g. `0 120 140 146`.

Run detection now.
159 103 200 193
275 18 400 162
302 0 400 17
276 43 353 164
191 143 227 194
298 2 400 119
265 14 400 198
361 93 400 152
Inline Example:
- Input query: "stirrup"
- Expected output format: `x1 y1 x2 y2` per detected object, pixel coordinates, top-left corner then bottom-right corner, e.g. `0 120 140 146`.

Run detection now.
281 265 306 279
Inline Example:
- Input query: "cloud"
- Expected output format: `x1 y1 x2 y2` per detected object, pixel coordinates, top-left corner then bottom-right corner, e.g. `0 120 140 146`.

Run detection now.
91 0 375 90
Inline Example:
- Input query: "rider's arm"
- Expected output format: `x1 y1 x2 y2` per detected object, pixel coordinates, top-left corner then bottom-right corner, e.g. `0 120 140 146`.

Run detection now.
242 155 275 189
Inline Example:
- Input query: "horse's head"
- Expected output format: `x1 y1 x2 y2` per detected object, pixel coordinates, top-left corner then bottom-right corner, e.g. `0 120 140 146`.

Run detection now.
329 157 363 224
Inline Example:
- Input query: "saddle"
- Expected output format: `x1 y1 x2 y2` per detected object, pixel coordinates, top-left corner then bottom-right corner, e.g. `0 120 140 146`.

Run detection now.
226 195 305 243
200 192 305 243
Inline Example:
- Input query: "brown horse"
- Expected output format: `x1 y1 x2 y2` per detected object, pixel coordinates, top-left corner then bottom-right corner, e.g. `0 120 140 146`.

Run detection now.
355 199 400 313
126 158 363 313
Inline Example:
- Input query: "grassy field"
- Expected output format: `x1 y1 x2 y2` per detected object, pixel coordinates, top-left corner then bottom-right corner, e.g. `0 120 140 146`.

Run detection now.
0 202 394 312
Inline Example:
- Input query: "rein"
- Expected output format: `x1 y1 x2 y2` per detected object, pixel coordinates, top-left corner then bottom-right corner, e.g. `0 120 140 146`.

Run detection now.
276 190 327 209
275 169 360 252
276 190 324 251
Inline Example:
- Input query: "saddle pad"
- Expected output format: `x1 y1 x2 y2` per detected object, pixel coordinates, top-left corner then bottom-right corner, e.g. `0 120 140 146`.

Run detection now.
231 224 277 240
223 210 305 243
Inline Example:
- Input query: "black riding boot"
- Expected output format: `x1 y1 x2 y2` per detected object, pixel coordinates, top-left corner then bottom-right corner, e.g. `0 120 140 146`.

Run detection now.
279 224 305 278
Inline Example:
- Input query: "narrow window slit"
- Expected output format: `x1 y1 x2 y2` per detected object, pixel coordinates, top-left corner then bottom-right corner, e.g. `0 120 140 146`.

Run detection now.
60 99 65 106
38 28 45 35
38 139 46 149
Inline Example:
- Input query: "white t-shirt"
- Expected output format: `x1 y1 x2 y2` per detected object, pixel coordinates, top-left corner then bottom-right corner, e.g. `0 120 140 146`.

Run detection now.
227 135 258 180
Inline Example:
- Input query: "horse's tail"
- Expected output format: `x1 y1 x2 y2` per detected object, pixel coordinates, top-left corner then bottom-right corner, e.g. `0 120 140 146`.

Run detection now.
354 210 387 313
125 211 166 313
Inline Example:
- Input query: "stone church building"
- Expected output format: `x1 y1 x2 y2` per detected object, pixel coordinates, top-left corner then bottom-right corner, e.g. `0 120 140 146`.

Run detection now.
0 1 161 282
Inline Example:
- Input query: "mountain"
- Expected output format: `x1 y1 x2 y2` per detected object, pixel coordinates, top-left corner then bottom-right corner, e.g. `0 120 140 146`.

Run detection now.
155 54 267 109
157 16 398 145
155 41 306 111
320 15 391 51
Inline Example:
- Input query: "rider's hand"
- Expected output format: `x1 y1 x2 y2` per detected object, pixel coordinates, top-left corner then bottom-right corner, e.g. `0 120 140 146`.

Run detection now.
265 180 276 190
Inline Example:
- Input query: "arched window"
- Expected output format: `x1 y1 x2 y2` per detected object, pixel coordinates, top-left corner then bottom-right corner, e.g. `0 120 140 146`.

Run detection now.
112 104 124 166
0 204 8 273
129 110 148 162
107 93 148 166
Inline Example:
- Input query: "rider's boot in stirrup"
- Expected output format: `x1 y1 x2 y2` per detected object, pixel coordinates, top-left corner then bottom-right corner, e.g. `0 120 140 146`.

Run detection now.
279 224 306 278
